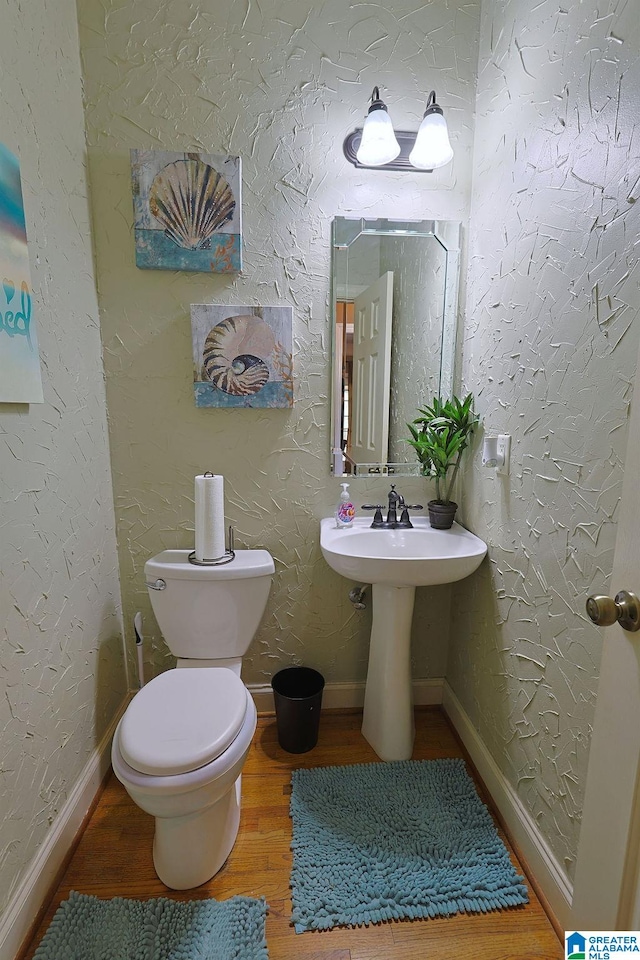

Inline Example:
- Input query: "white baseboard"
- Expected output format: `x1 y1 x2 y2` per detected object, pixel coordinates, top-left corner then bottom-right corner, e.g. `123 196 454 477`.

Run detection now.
0 699 128 960
442 681 573 930
248 676 444 714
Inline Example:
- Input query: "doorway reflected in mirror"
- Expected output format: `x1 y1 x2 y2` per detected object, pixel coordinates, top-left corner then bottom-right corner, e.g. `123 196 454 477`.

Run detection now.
331 218 460 478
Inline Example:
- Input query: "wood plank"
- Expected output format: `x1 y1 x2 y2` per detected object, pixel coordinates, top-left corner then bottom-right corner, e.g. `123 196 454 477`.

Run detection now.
18 709 563 960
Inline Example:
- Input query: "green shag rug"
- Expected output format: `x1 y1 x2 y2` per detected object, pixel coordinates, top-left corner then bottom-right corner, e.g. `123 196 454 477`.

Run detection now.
290 758 528 932
33 891 268 960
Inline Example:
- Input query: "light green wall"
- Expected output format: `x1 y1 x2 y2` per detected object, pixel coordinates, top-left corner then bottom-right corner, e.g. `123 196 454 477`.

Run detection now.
0 0 125 922
77 0 481 686
451 0 640 882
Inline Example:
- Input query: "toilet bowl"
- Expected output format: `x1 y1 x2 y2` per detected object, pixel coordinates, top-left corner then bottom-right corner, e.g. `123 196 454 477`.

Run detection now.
111 548 274 889
112 668 257 889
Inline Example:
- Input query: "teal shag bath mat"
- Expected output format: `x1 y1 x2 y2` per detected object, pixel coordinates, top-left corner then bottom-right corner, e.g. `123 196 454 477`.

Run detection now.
33 890 268 960
290 758 528 932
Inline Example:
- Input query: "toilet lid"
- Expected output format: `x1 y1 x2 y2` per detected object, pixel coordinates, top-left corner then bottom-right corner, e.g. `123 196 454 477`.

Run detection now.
119 668 248 776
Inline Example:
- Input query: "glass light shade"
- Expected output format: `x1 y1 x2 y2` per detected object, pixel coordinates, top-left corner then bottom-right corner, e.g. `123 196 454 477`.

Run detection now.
356 109 401 167
409 112 454 169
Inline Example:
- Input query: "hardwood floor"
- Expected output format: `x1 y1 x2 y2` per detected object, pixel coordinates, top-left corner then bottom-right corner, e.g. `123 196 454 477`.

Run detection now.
21 708 563 960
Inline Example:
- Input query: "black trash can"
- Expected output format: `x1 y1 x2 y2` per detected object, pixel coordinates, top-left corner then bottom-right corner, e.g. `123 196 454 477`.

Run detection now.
271 666 325 753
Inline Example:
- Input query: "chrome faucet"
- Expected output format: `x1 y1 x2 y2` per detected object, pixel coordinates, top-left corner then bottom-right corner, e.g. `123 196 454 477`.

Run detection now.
362 485 423 529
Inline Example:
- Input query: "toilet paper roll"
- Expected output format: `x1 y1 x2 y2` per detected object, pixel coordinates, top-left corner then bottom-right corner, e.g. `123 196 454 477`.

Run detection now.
194 474 225 561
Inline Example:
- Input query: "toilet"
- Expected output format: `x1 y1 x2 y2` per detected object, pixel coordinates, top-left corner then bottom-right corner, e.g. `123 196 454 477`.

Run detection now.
111 547 274 890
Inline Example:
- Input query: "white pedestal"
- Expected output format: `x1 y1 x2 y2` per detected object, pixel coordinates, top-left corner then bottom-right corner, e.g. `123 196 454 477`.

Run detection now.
361 583 416 761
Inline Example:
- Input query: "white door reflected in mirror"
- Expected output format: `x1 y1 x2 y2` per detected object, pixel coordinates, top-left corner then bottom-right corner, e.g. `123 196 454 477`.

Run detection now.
350 272 393 466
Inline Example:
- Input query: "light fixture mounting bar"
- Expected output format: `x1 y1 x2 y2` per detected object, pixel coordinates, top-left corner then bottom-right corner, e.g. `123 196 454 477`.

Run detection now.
343 129 433 172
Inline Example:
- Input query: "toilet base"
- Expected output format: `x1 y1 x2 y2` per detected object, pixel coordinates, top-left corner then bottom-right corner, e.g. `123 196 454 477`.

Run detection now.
152 775 242 889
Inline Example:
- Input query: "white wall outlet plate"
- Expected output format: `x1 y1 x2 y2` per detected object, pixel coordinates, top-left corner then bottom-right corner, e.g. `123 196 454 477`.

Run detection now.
496 434 511 476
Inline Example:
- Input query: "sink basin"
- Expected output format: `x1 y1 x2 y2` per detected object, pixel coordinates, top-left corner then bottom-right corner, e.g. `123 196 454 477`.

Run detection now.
320 515 487 762
320 517 487 587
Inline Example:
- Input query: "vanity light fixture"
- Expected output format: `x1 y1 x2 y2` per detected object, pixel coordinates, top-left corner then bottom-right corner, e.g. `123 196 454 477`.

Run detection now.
344 87 454 173
354 86 401 167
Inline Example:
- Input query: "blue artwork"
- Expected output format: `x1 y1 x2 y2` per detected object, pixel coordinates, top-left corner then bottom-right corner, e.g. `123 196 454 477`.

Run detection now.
131 150 242 273
191 304 293 408
0 143 43 403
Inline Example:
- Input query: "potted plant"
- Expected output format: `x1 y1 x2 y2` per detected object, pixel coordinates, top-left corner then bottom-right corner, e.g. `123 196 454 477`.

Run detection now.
406 393 478 529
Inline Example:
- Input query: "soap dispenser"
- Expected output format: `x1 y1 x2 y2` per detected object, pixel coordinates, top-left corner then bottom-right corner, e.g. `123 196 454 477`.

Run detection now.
335 482 356 528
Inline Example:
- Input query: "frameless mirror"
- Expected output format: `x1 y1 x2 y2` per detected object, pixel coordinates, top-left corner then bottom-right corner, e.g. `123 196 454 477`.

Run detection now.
330 217 460 477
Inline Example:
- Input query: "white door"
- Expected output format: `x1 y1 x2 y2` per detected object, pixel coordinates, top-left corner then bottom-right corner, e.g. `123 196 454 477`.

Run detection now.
349 272 394 468
572 331 640 927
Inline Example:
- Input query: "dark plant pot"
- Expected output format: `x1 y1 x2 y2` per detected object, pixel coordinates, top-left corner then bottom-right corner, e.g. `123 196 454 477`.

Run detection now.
428 500 458 530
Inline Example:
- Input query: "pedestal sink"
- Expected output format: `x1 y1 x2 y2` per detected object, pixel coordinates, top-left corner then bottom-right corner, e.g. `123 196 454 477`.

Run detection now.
320 517 487 761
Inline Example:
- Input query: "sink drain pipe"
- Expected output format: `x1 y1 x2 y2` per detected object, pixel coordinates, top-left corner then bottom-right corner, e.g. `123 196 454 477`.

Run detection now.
349 585 368 609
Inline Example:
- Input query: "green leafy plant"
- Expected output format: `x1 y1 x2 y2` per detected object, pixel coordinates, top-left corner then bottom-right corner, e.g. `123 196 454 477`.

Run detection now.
406 393 478 504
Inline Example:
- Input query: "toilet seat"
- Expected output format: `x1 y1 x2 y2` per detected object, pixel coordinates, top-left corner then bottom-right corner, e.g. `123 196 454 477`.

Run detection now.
118 668 247 776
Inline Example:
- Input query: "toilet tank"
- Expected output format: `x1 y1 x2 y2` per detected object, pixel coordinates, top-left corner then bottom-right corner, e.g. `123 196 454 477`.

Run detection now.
145 549 274 660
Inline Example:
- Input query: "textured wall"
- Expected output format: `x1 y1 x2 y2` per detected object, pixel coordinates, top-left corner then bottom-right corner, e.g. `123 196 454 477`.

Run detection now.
77 0 481 686
450 0 640 881
0 0 125 918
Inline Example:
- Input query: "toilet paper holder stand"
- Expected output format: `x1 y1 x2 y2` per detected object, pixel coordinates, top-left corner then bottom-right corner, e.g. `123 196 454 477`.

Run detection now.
188 525 236 566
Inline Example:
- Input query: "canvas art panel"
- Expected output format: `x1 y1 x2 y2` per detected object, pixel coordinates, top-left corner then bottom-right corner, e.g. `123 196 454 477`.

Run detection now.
191 304 293 408
131 150 242 273
0 143 43 403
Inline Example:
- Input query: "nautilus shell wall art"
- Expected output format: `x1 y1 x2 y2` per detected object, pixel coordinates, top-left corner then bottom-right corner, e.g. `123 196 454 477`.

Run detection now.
131 149 242 273
203 315 274 396
191 305 294 409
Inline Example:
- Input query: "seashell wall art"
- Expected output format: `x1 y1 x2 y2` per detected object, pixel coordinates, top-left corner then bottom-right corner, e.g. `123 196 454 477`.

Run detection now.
131 150 241 273
190 304 293 408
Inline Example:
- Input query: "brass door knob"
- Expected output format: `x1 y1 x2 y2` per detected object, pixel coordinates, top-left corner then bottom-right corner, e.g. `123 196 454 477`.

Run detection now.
586 591 640 632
